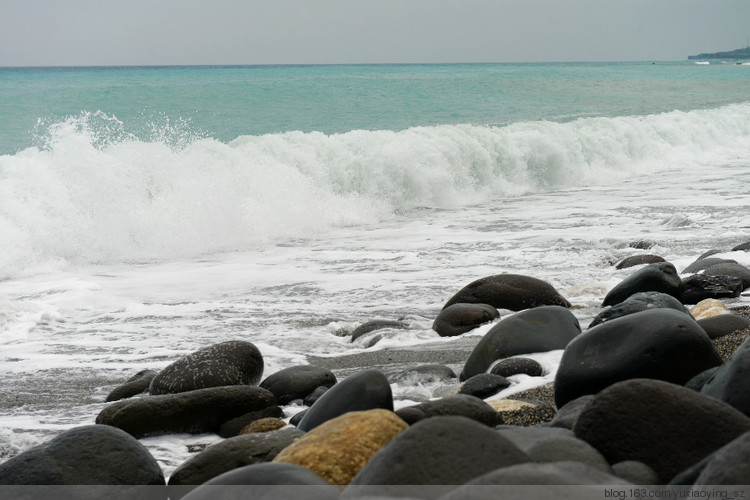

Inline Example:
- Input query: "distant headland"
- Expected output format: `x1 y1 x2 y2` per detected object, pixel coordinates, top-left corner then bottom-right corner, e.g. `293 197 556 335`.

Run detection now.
688 46 750 60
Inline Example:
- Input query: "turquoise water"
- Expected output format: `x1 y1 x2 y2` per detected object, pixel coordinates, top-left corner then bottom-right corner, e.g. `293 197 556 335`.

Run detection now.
2 61 749 154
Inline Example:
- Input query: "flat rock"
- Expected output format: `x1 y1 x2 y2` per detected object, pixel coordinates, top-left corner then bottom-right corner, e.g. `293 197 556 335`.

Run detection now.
168 426 303 486
348 415 529 487
679 274 743 304
681 258 737 275
296 369 393 432
442 274 571 312
701 338 750 417
460 305 580 381
0 425 164 485
573 379 750 483
589 291 690 328
616 254 665 269
259 365 336 405
149 340 264 395
96 385 277 438
395 394 503 427
703 262 750 290
602 262 681 307
697 314 750 340
458 373 510 399
554 308 722 408
433 303 500 337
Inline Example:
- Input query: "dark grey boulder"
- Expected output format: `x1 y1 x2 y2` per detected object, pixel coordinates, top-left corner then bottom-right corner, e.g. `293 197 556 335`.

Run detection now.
259 365 336 405
679 274 744 304
96 385 277 438
442 274 571 312
351 319 407 342
684 367 720 392
289 409 307 427
602 262 682 307
0 425 164 485
731 240 750 252
490 357 543 378
589 291 691 328
701 338 750 417
697 314 750 339
545 395 594 430
296 369 393 432
303 386 330 406
168 427 303 486
703 262 750 290
106 369 157 402
611 461 660 485
692 431 750 486
432 303 499 337
458 373 510 399
573 379 750 483
149 340 264 395
681 257 737 275
389 364 457 385
348 416 528 486
615 254 665 269
554 308 722 408
460 305 580 381
218 406 284 438
395 394 503 427
179 463 339 500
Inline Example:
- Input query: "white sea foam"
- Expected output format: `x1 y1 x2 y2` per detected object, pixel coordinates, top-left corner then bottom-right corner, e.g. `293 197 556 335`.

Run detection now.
2 104 749 278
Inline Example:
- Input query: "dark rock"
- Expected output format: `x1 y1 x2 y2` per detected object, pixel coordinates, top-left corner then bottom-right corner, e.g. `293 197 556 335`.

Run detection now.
693 430 750 485
703 263 750 290
96 385 277 438
149 340 264 395
259 365 336 405
348 416 528 486
679 274 744 304
218 406 284 438
697 249 724 260
490 357 543 378
615 254 666 269
602 262 682 307
611 461 660 485
396 394 503 427
289 409 308 427
168 427 303 486
106 369 157 402
731 240 750 252
697 314 750 339
179 463 339 500
458 373 510 399
460 305 580 381
442 274 571 312
681 257 737 274
573 379 750 483
545 395 594 429
389 364 457 384
629 240 656 250
432 303 500 337
701 338 750 417
296 369 393 432
351 319 407 342
554 308 722 408
684 367 720 391
303 386 330 406
589 291 691 328
0 425 164 485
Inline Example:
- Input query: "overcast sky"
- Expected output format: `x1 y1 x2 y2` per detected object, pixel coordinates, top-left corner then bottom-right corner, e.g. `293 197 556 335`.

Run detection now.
1 0 749 66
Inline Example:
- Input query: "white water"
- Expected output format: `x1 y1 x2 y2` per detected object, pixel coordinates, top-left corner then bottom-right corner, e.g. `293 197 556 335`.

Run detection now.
1 104 750 475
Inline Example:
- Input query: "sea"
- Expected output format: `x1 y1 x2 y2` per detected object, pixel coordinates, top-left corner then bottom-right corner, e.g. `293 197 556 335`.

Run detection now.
1 61 750 475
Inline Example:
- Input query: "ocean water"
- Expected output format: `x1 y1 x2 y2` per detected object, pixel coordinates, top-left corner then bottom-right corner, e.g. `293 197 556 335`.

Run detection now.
1 62 750 475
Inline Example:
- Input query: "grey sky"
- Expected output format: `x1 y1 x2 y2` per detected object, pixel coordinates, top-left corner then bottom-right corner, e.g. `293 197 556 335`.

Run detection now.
1 0 748 66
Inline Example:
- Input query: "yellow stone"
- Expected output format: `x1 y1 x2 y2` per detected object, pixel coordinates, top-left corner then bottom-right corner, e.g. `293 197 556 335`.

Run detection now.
238 417 287 435
273 409 408 485
690 299 729 320
486 399 535 412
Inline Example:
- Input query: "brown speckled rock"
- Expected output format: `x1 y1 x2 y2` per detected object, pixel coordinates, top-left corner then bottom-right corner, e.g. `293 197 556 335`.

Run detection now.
239 417 287 435
273 409 408 485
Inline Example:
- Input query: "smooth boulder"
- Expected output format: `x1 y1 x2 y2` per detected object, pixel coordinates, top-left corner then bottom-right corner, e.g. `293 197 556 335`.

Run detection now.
573 379 750 483
259 365 336 405
589 291 691 328
460 306 580 381
0 425 164 485
703 262 750 290
442 274 571 312
490 357 544 378
601 262 681 307
96 385 277 438
697 314 750 340
106 369 157 402
458 373 510 399
681 257 737 275
432 303 499 337
150 340 264 395
395 394 503 427
554 308 722 408
615 254 665 269
296 369 393 432
701 338 750 417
